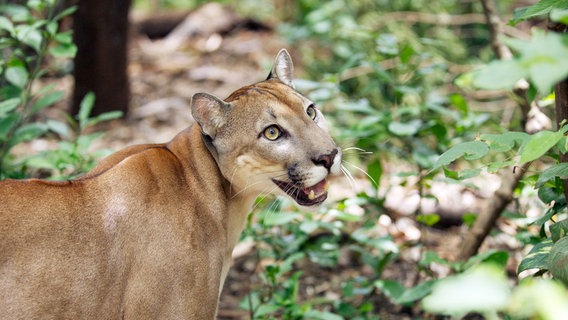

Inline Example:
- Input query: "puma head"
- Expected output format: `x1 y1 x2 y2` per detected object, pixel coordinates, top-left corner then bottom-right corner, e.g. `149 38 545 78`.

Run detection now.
191 49 342 206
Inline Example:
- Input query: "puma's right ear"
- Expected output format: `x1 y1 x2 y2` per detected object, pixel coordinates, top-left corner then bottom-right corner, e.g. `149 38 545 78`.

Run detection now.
191 92 230 138
267 49 295 88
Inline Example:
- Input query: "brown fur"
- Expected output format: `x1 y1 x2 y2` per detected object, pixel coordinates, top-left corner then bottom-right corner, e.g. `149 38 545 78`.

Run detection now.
0 50 341 319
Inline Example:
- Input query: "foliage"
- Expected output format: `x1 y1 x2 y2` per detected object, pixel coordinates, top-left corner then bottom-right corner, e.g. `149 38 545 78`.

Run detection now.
435 7 568 289
511 0 568 25
0 0 119 179
423 0 568 318
240 196 395 319
474 29 568 93
235 0 568 318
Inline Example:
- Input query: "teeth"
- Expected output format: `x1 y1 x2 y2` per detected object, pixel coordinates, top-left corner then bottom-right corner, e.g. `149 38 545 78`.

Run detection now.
324 181 329 192
308 190 315 200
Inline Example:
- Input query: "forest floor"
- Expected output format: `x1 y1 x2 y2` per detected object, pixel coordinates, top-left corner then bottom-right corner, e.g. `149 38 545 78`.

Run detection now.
33 4 530 319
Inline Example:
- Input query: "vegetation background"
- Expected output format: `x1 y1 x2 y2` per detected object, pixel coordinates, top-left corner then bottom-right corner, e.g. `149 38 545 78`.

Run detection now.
2 0 568 319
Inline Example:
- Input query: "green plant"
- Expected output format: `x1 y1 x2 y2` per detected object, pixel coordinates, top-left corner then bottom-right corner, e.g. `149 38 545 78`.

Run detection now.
23 92 122 179
0 0 120 179
240 193 399 319
435 8 568 277
425 1 568 318
266 0 568 318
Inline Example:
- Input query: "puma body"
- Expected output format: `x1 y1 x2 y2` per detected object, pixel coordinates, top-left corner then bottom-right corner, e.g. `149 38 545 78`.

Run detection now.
0 50 342 319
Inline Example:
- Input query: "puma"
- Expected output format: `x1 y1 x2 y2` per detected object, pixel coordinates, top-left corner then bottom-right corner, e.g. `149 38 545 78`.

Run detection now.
0 49 342 319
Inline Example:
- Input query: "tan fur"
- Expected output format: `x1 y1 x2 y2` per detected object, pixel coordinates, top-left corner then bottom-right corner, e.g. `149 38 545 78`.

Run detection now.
0 50 341 319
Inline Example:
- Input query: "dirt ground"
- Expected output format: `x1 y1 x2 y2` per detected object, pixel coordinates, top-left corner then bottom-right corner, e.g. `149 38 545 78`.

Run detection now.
31 4 525 319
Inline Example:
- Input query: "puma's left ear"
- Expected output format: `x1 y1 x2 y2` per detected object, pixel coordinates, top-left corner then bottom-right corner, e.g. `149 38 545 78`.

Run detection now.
191 92 230 138
267 49 295 88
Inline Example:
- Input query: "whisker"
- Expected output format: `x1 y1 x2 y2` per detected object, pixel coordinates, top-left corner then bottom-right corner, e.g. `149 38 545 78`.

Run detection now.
228 166 240 197
341 165 358 192
342 146 373 155
342 160 378 187
263 197 282 223
250 184 282 215
229 171 288 199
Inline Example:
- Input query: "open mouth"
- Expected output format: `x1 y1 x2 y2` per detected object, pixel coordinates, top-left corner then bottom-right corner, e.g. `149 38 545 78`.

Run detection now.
272 178 329 206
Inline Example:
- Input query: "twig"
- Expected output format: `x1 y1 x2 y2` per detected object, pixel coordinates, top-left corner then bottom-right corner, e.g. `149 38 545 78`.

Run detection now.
458 163 528 260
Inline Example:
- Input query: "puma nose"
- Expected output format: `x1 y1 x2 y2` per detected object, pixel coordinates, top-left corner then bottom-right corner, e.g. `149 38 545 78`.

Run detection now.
312 149 338 171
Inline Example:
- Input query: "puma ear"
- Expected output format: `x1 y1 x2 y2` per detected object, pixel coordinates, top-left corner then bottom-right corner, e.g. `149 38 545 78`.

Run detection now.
191 92 230 138
267 48 295 88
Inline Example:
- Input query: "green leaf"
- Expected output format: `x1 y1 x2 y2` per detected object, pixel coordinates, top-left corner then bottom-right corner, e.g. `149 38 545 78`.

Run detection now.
49 42 77 58
5 65 29 88
480 132 529 152
375 279 405 302
519 130 564 164
0 16 14 33
551 8 568 23
458 168 482 180
46 119 70 139
449 93 468 114
15 25 43 52
262 212 301 226
367 159 382 188
396 280 436 305
463 250 509 270
442 166 458 179
547 237 568 284
25 156 57 171
254 304 280 317
0 4 31 22
507 30 568 93
76 133 102 154
550 219 568 243
376 33 398 56
537 187 565 206
473 59 526 90
84 111 123 128
30 91 64 115
26 0 44 11
536 163 568 188
509 278 568 320
487 161 516 173
433 141 489 170
332 210 361 222
518 239 553 274
299 220 318 234
422 264 510 317
279 252 305 275
419 251 450 267
10 122 47 146
0 97 21 116
0 113 20 140
512 0 568 23
417 214 440 226
388 120 421 136
53 5 77 21
78 92 95 128
45 21 58 35
462 213 477 227
303 310 344 320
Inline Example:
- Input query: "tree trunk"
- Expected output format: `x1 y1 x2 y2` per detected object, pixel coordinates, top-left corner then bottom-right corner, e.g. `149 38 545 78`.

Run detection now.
549 21 568 201
71 0 131 117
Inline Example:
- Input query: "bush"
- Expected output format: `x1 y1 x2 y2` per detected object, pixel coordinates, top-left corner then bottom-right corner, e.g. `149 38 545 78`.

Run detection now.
0 0 120 180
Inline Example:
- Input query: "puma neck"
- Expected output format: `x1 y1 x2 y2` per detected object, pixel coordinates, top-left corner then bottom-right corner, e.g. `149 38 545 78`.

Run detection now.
168 125 256 247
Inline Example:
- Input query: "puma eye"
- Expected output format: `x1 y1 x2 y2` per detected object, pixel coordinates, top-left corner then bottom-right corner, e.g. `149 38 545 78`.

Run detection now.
263 125 282 141
306 105 317 120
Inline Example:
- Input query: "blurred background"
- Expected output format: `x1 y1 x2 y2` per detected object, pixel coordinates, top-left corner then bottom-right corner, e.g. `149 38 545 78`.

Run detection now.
2 0 568 319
